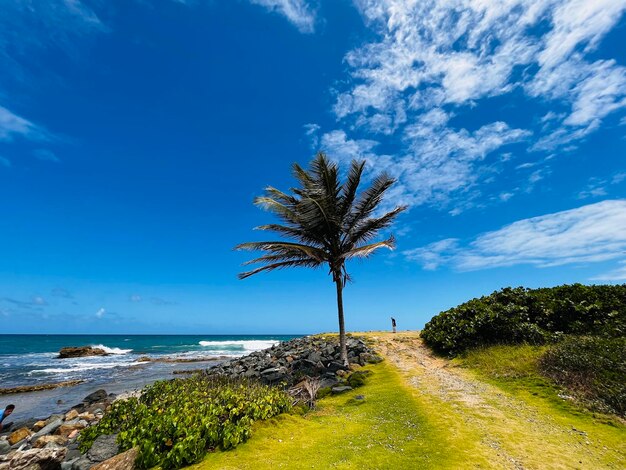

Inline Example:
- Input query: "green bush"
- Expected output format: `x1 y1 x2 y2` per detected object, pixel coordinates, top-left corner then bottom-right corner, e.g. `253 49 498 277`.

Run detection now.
79 375 291 469
539 336 626 417
347 370 371 388
421 284 626 355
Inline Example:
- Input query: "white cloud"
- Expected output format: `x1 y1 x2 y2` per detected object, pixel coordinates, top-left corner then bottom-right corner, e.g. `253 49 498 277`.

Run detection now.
404 200 626 271
130 294 142 302
0 106 44 142
95 307 106 318
320 0 626 210
249 0 317 33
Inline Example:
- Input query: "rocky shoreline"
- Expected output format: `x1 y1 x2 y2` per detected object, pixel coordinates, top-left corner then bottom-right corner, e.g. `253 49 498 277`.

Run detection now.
0 335 382 469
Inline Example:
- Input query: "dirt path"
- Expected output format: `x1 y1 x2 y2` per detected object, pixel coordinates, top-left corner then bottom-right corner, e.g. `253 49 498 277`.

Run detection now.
370 332 624 470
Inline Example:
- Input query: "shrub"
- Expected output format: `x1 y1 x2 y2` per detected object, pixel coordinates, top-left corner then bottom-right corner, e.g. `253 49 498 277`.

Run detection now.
421 284 626 355
347 370 371 388
539 336 626 417
79 375 291 469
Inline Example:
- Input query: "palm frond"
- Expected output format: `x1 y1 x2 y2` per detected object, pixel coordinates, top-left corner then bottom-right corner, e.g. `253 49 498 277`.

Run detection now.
235 241 327 262
238 259 322 280
343 205 407 248
340 237 396 260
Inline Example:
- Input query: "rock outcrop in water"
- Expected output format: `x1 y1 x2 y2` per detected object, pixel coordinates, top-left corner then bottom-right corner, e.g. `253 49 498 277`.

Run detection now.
58 347 108 359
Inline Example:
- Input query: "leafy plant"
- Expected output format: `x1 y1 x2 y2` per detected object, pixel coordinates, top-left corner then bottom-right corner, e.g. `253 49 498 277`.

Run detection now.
539 336 626 417
421 284 626 355
236 153 406 364
79 375 291 469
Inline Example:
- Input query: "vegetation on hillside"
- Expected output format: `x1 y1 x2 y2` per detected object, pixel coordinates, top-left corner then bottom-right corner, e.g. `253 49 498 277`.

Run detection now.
79 375 291 469
236 153 405 364
421 284 625 355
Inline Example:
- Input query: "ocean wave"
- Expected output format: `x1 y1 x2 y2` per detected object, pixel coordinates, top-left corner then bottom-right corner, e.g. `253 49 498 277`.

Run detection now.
29 361 136 375
90 344 133 355
198 340 279 351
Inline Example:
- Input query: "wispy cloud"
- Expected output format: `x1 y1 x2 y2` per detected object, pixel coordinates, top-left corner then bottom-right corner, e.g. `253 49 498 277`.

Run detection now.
404 199 626 271
591 261 626 281
95 307 106 318
319 0 626 210
0 106 46 142
248 0 317 33
33 149 61 163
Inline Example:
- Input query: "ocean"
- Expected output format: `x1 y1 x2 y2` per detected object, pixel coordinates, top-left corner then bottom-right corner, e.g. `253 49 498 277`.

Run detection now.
0 334 300 421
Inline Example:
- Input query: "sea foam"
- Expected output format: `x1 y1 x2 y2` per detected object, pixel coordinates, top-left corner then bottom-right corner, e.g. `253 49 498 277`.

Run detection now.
91 344 133 355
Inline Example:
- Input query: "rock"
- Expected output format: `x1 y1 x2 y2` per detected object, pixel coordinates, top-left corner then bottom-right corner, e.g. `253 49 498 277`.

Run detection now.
45 415 65 426
56 423 85 438
32 421 46 432
77 413 95 422
70 456 92 470
32 419 63 441
331 386 353 394
7 428 31 446
87 434 119 463
83 389 107 405
65 409 79 421
0 440 10 455
67 430 80 440
33 435 68 448
0 446 66 470
91 446 138 470
58 346 108 359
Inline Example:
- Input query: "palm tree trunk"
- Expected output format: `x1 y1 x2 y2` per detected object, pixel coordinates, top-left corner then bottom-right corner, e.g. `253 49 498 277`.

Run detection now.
335 278 348 365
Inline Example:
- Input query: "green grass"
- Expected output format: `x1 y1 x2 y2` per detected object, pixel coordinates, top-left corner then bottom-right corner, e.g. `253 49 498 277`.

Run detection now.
189 361 456 470
454 344 626 454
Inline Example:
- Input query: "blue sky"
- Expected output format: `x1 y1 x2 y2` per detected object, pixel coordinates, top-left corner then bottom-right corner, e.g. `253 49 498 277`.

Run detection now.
1 0 625 334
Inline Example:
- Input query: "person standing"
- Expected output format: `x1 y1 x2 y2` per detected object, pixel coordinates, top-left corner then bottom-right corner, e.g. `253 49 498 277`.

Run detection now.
391 317 397 334
0 404 15 432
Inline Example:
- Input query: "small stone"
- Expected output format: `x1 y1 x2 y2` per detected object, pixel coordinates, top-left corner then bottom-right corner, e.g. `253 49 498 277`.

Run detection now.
68 430 80 440
65 409 79 421
331 386 353 394
7 428 32 446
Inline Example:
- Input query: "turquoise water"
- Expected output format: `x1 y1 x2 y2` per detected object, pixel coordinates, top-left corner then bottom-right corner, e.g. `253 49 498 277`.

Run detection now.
0 334 300 420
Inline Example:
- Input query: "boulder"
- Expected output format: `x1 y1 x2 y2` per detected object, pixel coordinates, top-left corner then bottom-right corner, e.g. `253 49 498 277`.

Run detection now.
69 456 92 470
58 347 108 359
0 446 66 470
32 419 63 441
91 446 138 470
83 389 108 405
33 435 68 449
65 410 79 421
77 413 95 422
45 415 65 426
0 440 10 455
56 423 85 438
32 421 46 432
86 434 119 463
7 428 31 446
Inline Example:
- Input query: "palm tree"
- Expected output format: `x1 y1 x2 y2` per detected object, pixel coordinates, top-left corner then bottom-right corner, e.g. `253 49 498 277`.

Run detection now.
236 153 406 364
